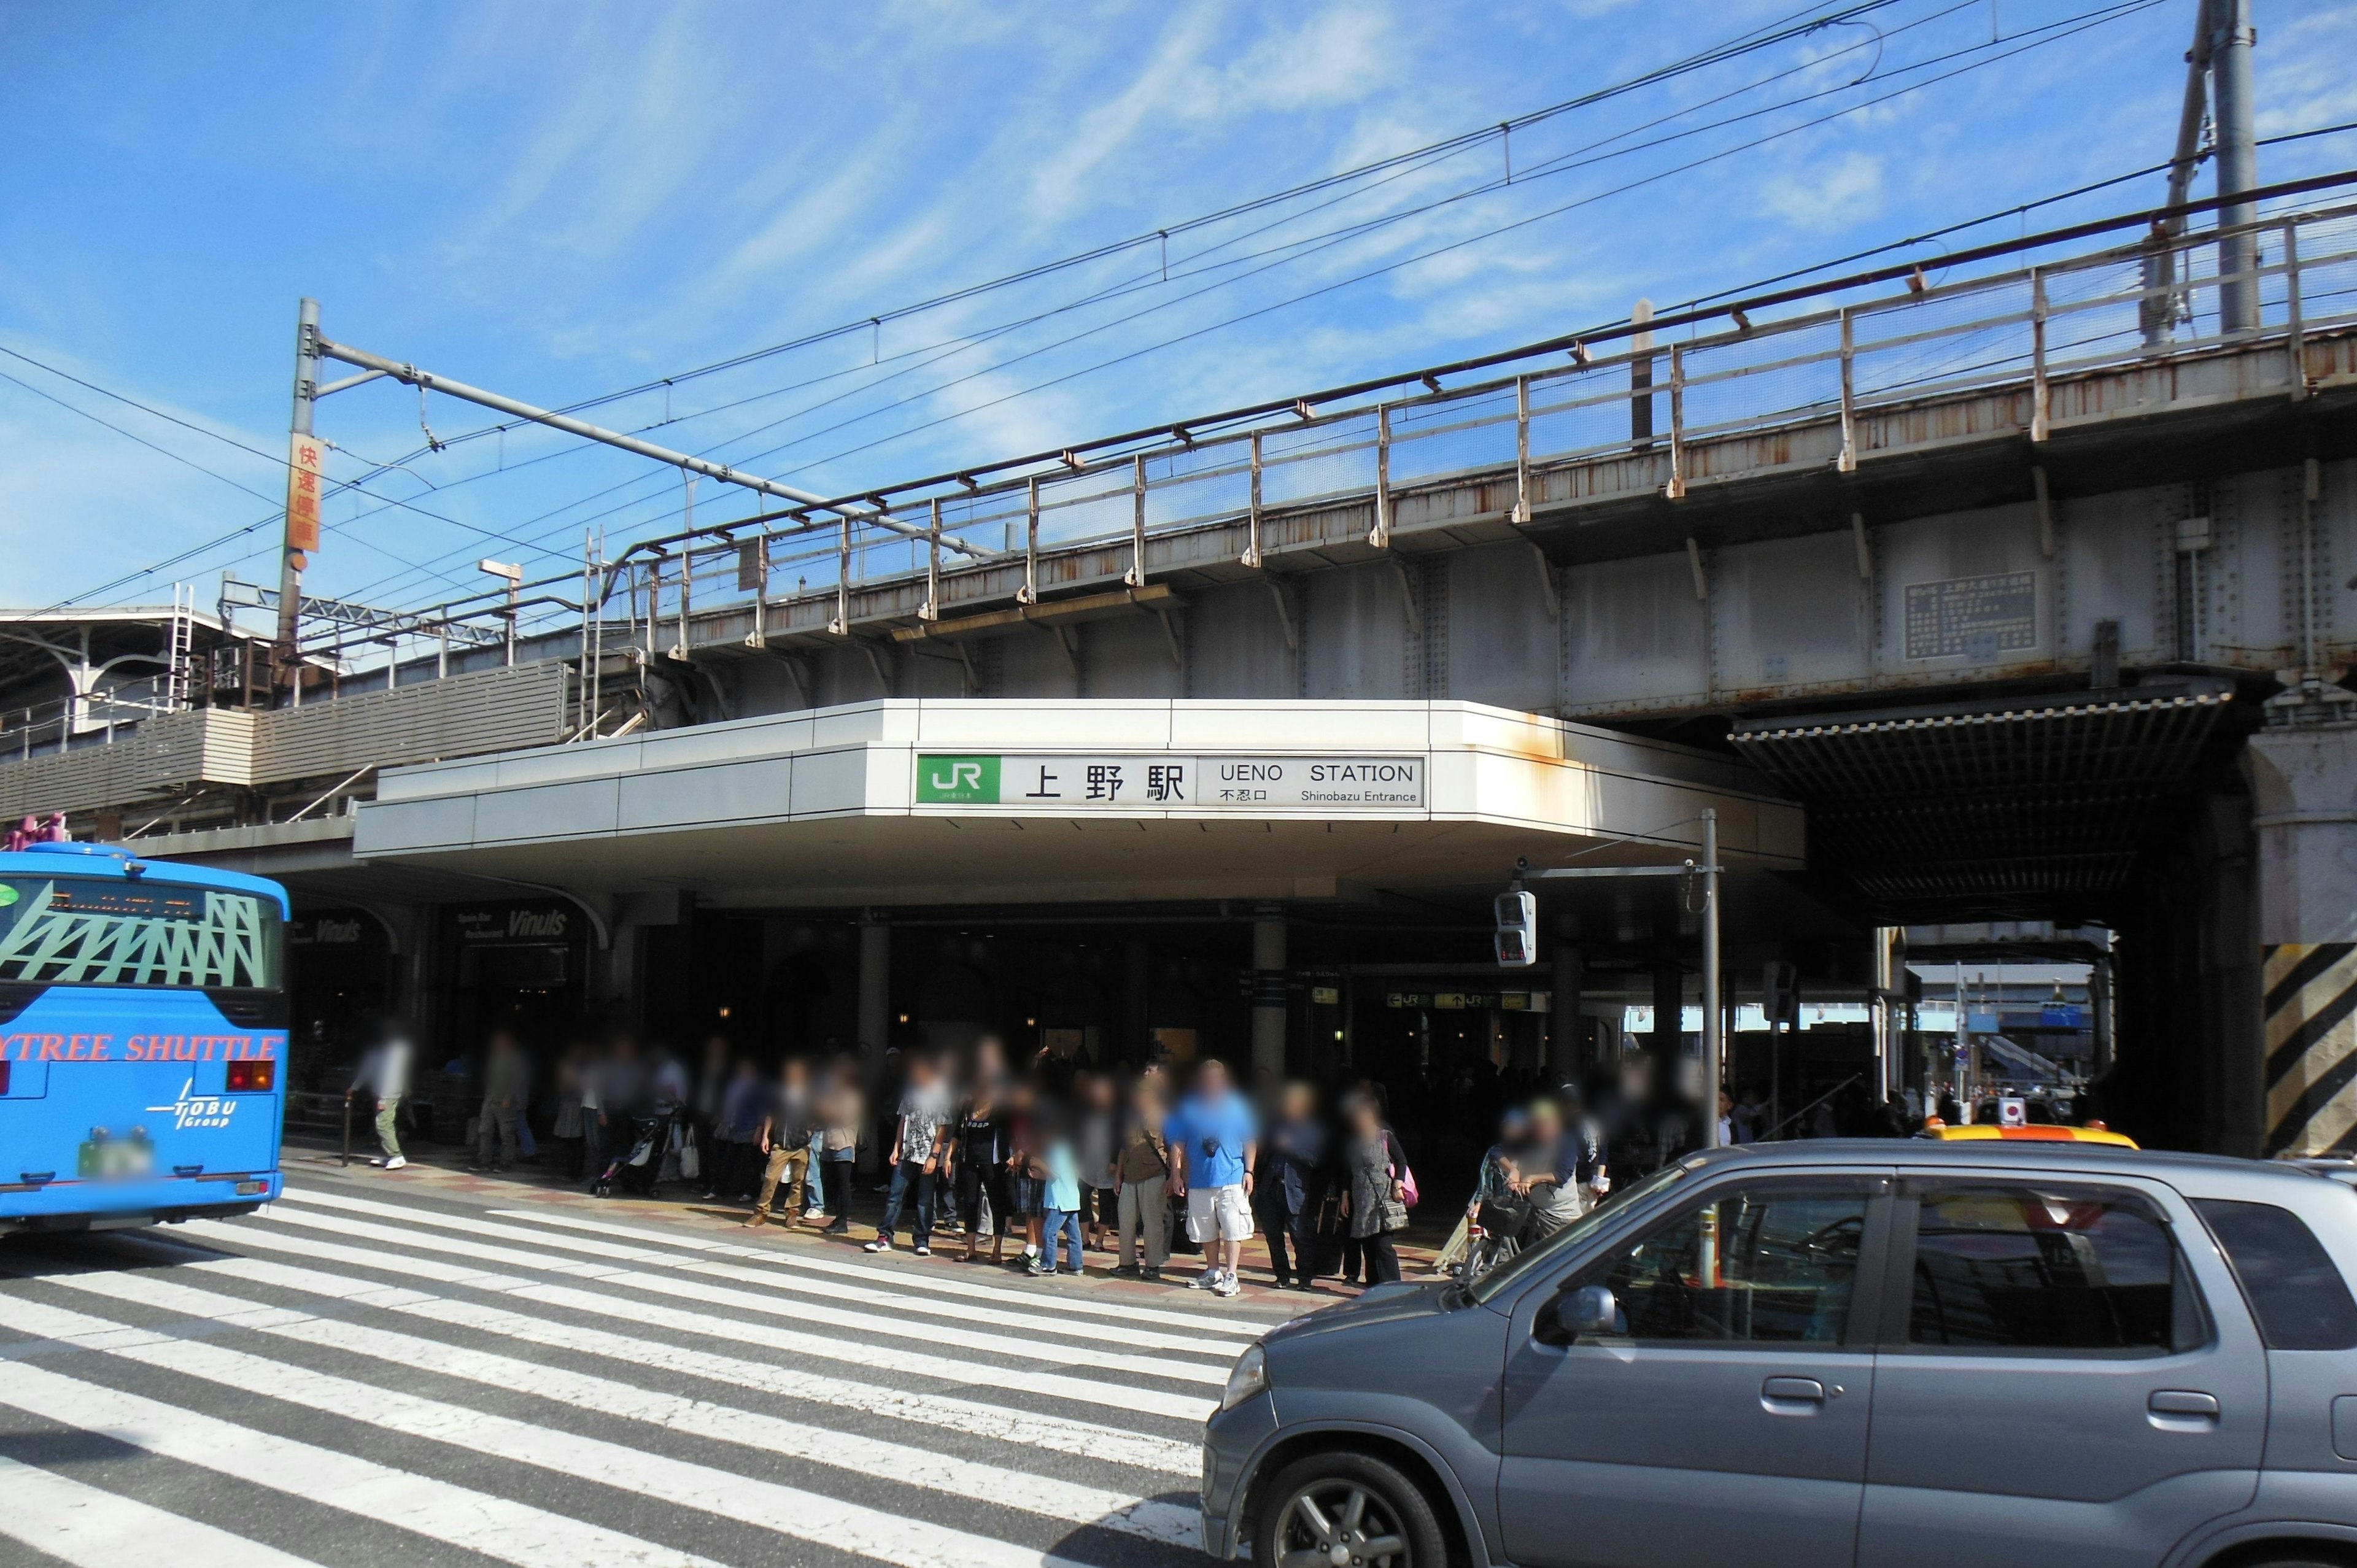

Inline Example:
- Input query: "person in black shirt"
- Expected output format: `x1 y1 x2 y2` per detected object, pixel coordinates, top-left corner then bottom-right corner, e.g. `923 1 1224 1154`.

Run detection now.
942 1078 1013 1265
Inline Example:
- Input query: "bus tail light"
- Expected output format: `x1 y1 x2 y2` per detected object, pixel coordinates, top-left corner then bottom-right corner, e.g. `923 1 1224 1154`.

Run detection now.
0 1062 10 1095
225 1060 275 1093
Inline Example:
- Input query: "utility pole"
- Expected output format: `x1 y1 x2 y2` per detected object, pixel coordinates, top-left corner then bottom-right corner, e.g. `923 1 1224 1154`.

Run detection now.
1702 808 1724 1146
277 298 322 694
2210 0 2260 333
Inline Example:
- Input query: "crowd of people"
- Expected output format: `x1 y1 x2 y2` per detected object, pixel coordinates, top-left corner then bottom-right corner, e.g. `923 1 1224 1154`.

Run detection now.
341 1014 1948 1295
346 1021 1434 1296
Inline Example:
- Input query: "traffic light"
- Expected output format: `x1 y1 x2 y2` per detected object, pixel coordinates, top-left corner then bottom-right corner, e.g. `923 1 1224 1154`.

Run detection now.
1762 959 1800 1027
1495 889 1538 968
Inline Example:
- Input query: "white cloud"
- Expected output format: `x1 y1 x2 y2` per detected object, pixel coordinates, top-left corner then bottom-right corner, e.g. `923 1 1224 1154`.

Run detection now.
1760 150 1884 231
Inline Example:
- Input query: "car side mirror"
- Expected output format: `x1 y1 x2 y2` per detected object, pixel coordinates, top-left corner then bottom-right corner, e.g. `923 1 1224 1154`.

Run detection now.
1552 1284 1624 1342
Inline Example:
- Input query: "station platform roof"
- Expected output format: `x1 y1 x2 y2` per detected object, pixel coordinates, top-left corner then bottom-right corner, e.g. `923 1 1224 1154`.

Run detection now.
353 699 1803 910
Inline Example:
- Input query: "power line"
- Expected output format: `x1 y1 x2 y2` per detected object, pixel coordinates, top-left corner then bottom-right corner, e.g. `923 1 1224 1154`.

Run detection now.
374 0 1924 468
27 0 2187 610
324 0 2068 606
737 0 2178 493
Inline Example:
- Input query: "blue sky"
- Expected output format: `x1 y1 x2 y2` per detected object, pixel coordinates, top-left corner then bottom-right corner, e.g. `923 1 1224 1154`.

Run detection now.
3 0 2355 618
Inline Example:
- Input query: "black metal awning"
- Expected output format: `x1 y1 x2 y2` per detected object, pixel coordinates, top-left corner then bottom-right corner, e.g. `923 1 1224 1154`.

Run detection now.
1728 678 2237 921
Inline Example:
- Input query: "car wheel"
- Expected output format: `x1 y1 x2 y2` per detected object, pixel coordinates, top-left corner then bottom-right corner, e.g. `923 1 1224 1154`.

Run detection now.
1255 1450 1447 1568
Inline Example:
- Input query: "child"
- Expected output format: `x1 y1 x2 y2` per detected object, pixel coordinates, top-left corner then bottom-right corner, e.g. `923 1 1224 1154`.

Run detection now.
1033 1106 1083 1278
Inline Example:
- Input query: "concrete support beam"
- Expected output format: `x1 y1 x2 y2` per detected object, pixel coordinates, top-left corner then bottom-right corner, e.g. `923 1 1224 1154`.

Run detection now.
2247 720 2357 1156
1252 908 1287 1082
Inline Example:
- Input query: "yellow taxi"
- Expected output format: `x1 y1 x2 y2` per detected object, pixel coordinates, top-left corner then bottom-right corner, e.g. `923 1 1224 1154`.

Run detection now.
1918 1117 2139 1148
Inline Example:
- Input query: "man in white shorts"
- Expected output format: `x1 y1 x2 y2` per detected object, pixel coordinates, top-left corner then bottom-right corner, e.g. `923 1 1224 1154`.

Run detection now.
1164 1059 1259 1297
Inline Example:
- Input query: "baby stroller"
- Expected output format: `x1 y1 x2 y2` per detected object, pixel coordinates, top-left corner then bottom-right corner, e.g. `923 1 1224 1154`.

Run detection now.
592 1111 669 1197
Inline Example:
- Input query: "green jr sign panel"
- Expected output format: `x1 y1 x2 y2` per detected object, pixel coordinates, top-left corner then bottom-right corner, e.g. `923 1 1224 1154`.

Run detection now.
915 755 1000 803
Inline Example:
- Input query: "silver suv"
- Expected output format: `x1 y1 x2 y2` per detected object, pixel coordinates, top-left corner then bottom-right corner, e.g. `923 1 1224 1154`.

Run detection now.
1201 1140 2357 1568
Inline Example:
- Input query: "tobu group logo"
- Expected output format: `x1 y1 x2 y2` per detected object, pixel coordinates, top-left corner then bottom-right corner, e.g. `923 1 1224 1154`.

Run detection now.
146 1078 236 1131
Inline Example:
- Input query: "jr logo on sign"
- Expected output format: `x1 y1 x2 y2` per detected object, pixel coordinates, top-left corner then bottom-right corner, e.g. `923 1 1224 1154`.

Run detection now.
916 755 999 805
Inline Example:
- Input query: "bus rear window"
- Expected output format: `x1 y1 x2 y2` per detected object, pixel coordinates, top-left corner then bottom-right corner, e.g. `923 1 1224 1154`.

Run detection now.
0 876 281 991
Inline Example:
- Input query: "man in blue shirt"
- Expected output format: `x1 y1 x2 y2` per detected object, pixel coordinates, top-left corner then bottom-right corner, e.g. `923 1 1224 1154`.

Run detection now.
1164 1058 1259 1297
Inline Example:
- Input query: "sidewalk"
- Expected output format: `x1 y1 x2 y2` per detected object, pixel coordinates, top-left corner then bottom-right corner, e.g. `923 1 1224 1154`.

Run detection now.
286 1134 1447 1306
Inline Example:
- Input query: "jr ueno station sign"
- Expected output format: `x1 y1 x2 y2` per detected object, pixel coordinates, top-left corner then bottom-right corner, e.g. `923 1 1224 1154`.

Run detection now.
915 754 1426 811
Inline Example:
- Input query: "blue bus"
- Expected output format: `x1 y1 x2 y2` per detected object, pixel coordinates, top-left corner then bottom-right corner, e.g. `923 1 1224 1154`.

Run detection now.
0 841 287 1233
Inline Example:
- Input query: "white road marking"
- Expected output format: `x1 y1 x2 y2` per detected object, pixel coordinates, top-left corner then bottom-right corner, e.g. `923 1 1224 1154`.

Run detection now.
470 1198 1274 1335
279 1186 1258 1353
249 1204 1233 1385
0 1357 724 1568
0 1451 327 1568
0 1293 1109 1568
45 1266 1199 1548
178 1218 1215 1420
183 1251 1199 1474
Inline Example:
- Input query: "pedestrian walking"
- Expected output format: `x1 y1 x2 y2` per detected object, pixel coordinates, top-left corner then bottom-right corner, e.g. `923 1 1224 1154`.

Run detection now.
1164 1058 1257 1297
344 1018 416 1170
1075 1072 1119 1251
709 1057 764 1202
1114 1076 1173 1278
552 1043 588 1181
868 1053 950 1254
943 1073 1013 1265
470 1030 528 1172
745 1057 815 1229
1032 1108 1083 1278
1258 1081 1325 1291
808 1057 863 1231
1338 1094 1407 1285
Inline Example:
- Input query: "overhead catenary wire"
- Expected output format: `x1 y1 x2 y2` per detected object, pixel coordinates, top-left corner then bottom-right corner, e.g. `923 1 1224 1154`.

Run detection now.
20 0 2266 612
321 0 2159 608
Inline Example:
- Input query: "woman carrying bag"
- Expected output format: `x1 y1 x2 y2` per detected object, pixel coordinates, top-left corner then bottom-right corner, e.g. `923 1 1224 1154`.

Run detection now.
1337 1092 1411 1285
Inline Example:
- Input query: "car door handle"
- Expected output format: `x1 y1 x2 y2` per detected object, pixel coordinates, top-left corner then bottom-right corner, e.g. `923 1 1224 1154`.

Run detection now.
2150 1389 2220 1421
1762 1377 1827 1413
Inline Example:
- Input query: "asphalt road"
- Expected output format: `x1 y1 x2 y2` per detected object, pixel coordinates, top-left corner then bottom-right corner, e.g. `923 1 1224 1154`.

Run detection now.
0 1157 1304 1567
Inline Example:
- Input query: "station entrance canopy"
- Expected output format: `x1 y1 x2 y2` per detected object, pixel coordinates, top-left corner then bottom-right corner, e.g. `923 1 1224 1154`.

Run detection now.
354 700 1803 908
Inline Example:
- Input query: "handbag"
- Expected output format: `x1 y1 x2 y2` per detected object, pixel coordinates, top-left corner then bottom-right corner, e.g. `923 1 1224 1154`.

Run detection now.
1379 1194 1411 1234
1398 1162 1420 1209
678 1125 702 1181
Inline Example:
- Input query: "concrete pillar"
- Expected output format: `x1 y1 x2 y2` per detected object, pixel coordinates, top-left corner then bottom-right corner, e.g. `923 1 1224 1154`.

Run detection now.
1124 939 1150 1064
1251 908 1287 1081
2247 719 2357 1156
1550 943 1584 1087
857 913 890 1173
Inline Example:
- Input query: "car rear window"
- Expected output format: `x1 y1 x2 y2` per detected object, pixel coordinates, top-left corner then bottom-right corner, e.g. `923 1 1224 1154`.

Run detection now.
2193 1199 2357 1351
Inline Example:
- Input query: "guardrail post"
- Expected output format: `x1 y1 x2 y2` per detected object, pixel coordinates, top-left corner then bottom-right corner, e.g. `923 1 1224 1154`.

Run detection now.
1126 454 1147 589
1513 376 1532 523
1369 404 1393 548
1665 344 1687 500
922 498 943 619
2030 268 2051 443
1837 307 1857 473
2285 221 2307 395
1244 431 1264 568
1020 476 1040 604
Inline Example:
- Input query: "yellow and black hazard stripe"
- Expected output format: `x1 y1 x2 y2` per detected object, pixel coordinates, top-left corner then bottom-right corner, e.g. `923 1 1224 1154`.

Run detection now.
2266 942 2357 1157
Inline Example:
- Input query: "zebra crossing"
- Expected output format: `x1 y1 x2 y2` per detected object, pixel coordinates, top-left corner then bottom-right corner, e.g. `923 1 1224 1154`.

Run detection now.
0 1172 1299 1567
